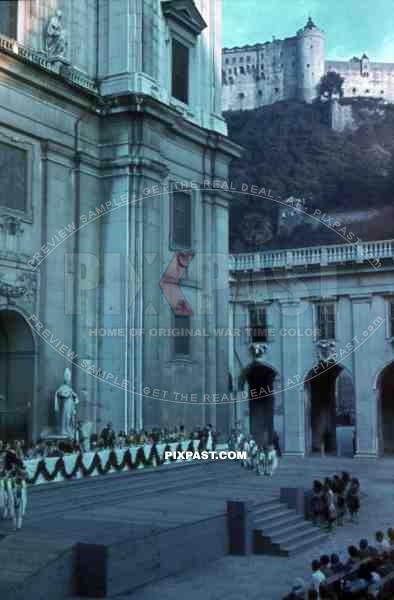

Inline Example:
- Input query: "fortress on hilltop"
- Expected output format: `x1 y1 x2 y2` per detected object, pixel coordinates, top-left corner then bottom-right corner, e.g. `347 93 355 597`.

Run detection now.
222 17 394 111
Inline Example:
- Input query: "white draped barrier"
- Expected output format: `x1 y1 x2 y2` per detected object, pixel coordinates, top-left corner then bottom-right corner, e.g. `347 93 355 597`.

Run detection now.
24 440 205 486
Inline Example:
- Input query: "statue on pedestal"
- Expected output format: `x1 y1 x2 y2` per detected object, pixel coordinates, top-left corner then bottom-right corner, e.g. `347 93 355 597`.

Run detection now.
54 368 78 438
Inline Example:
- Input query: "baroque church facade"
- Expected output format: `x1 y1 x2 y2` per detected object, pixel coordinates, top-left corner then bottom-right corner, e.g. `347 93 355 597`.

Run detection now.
222 17 394 112
0 0 240 442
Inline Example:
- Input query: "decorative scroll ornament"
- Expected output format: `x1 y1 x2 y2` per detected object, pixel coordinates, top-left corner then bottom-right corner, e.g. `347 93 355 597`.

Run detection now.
0 272 37 301
249 342 270 362
0 215 24 236
0 278 26 299
316 339 336 362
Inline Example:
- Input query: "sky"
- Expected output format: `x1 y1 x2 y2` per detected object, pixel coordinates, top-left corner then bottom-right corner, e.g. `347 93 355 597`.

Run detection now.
222 0 394 62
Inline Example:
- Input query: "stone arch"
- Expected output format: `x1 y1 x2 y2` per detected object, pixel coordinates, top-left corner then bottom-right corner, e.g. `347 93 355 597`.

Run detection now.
375 360 394 454
304 361 355 455
0 308 36 442
244 361 280 446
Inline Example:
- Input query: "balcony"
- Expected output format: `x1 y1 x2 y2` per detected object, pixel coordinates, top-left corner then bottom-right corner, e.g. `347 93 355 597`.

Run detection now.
229 239 394 272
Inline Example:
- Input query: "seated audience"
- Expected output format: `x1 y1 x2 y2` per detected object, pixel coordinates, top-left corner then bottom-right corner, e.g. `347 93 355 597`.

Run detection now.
344 545 360 571
311 559 326 596
359 538 378 559
330 553 344 574
387 527 394 546
375 530 390 556
319 555 332 577
282 578 306 600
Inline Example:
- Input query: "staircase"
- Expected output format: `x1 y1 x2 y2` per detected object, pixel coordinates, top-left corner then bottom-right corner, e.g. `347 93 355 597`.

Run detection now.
25 460 226 522
253 498 328 557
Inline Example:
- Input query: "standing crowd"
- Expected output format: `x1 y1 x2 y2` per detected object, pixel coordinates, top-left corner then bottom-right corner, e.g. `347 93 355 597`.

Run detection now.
310 472 361 533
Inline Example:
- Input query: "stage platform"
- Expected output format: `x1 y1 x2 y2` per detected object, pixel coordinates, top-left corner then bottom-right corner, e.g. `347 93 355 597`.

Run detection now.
0 455 387 599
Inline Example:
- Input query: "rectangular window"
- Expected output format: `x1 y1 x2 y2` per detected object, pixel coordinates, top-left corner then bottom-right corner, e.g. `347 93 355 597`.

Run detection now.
316 303 336 340
171 191 192 250
0 1 18 38
249 306 268 343
390 301 394 337
0 141 27 212
172 38 189 103
174 315 191 356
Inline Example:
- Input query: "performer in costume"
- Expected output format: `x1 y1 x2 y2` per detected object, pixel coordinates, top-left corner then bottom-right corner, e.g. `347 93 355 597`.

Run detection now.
242 437 250 468
0 470 7 519
257 446 266 476
11 475 25 531
5 470 14 521
250 440 259 472
266 444 278 476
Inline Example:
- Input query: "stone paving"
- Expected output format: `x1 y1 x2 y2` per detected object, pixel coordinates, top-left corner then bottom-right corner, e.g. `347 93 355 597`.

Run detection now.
108 457 394 600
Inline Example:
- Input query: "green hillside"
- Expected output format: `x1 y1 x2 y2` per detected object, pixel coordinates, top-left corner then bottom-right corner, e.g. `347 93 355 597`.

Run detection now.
225 99 394 252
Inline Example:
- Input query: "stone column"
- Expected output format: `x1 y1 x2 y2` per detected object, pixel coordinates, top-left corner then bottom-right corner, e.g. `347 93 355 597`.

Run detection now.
273 375 284 451
213 193 231 436
201 193 216 427
352 295 379 457
280 300 305 456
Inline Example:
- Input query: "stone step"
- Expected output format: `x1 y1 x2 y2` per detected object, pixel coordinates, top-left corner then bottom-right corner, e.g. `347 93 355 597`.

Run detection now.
252 501 283 516
28 472 225 518
29 466 212 502
0 534 71 553
260 517 309 538
0 548 61 569
282 531 329 556
27 460 207 498
261 512 305 532
254 508 296 527
273 524 321 546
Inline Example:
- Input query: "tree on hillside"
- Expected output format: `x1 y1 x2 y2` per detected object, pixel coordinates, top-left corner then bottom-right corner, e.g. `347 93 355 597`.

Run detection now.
318 71 344 100
225 99 394 251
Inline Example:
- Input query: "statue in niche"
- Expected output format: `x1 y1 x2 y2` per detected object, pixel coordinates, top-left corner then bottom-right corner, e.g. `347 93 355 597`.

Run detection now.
44 10 67 61
54 368 79 438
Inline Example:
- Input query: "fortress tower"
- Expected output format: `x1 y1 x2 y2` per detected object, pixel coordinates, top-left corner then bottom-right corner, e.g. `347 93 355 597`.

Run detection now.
222 17 394 112
296 17 325 103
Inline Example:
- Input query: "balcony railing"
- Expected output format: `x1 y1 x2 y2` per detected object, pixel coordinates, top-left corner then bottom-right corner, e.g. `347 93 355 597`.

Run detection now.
229 239 394 272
